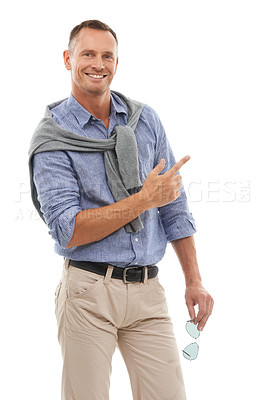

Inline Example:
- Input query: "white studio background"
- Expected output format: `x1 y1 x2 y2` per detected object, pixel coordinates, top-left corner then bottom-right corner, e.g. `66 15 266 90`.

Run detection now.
1 0 265 399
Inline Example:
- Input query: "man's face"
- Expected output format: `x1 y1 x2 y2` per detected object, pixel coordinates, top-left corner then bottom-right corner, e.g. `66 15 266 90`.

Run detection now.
64 28 118 97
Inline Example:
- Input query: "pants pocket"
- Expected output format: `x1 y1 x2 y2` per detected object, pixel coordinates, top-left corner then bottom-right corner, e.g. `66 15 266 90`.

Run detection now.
54 281 62 302
147 275 166 297
66 266 102 300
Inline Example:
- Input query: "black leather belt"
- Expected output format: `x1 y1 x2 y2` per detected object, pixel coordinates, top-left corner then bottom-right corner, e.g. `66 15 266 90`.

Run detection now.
68 260 159 283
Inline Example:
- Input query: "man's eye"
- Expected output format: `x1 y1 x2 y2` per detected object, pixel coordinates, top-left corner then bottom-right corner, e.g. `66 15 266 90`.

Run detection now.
84 53 92 57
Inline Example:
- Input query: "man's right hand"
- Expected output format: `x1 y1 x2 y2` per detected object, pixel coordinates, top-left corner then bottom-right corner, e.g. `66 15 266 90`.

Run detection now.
139 156 191 208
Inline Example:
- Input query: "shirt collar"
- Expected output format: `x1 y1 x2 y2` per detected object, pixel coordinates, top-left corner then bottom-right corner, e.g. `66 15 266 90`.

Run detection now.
66 92 128 129
110 91 128 117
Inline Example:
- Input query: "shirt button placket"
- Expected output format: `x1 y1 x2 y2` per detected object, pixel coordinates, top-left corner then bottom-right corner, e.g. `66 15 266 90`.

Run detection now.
132 235 140 265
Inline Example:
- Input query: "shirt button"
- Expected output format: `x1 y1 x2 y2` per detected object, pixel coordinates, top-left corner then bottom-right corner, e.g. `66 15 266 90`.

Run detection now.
135 238 138 242
135 262 138 264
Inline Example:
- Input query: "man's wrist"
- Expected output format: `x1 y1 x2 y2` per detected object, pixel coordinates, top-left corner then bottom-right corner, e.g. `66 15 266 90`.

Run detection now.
133 190 152 213
185 277 202 287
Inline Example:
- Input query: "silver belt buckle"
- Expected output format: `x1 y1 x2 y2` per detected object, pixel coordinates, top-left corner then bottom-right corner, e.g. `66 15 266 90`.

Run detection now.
123 266 142 283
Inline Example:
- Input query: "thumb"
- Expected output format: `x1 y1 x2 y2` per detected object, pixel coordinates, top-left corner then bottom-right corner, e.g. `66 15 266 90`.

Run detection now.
151 158 165 175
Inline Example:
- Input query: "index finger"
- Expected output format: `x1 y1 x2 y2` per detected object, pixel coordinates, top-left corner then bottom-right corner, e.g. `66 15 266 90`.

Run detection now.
165 155 191 177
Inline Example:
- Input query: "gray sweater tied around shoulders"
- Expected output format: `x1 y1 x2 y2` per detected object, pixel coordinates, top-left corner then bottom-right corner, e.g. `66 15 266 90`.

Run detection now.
28 91 146 234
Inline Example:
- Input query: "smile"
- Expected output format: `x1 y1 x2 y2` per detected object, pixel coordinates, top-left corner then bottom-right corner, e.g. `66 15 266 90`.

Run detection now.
85 73 107 79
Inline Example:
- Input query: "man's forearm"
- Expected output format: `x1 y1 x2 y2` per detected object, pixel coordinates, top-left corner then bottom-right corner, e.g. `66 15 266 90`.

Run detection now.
66 192 149 248
66 155 191 249
171 235 214 330
171 235 202 285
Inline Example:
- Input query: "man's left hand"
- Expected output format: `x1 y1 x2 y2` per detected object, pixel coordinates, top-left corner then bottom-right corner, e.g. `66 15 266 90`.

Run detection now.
185 282 214 331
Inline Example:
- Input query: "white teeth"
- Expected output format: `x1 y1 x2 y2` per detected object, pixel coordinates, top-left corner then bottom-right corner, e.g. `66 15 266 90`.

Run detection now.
87 74 104 79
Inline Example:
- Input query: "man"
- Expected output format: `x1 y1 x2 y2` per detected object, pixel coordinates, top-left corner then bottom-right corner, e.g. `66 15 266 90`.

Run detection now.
29 20 213 400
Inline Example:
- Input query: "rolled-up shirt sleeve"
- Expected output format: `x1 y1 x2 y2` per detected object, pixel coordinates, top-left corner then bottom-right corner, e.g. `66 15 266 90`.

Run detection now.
153 111 197 242
32 150 82 248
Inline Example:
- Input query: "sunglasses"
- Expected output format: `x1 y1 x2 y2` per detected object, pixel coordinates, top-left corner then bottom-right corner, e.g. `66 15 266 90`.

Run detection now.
182 319 200 361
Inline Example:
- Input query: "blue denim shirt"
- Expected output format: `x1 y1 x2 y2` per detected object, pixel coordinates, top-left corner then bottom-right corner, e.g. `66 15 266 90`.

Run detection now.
32 92 196 267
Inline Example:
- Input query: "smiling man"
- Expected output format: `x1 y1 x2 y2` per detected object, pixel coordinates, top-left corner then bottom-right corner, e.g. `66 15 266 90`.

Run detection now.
29 20 213 400
64 26 118 121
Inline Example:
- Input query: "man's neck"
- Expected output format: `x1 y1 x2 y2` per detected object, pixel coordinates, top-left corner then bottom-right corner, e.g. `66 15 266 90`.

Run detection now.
72 88 111 125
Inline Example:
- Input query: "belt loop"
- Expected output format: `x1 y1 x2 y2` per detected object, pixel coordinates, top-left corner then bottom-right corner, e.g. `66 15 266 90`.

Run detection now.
104 265 114 285
143 266 148 284
64 258 70 269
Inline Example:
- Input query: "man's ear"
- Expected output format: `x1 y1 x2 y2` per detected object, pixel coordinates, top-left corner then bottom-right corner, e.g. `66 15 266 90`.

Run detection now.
114 57 119 74
63 50 72 71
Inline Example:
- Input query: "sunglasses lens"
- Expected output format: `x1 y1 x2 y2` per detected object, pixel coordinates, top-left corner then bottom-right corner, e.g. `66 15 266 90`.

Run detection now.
186 321 200 339
182 343 199 361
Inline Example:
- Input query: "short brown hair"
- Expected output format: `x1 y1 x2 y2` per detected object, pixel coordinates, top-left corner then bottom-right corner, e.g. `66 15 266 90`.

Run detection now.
68 19 118 52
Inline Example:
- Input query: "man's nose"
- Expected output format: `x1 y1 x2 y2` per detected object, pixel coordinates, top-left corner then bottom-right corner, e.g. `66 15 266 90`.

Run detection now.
92 55 104 70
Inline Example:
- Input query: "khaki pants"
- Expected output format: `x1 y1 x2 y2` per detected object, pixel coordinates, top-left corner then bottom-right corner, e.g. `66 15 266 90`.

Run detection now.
54 259 187 400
